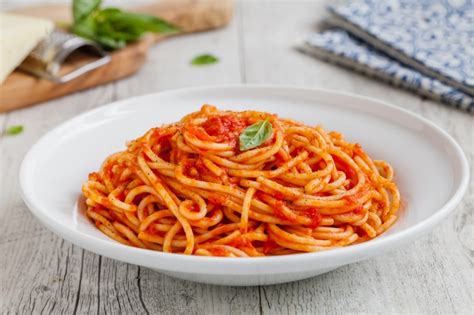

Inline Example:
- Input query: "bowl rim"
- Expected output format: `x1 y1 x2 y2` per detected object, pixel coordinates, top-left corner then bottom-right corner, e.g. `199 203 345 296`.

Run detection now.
19 84 470 272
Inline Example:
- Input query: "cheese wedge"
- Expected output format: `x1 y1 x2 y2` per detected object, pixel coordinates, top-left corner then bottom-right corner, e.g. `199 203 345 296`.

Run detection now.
0 13 54 84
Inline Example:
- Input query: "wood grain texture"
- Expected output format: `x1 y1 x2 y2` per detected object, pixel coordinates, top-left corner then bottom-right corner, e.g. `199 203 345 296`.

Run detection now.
11 0 234 33
0 1 472 314
0 0 234 112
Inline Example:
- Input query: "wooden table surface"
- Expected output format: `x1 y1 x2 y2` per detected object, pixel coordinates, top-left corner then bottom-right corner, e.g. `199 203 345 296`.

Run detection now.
1 1 472 314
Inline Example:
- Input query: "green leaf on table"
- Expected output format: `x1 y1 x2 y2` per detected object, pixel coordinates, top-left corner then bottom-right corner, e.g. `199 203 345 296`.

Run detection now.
5 125 24 136
239 120 273 151
191 54 219 66
73 0 101 23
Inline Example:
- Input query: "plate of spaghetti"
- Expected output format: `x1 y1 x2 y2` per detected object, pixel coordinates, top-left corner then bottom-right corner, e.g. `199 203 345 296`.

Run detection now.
20 86 469 285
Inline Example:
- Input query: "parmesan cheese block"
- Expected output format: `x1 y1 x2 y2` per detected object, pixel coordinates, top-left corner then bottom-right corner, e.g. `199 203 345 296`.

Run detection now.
0 13 54 84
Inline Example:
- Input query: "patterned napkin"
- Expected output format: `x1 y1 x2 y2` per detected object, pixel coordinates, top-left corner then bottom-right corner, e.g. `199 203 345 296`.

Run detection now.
301 0 474 112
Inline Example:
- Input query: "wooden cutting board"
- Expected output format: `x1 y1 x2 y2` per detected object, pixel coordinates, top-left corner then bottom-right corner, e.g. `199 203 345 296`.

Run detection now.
0 0 233 113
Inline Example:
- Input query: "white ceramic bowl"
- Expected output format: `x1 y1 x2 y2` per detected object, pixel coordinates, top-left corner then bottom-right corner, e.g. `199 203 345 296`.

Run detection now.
20 86 469 286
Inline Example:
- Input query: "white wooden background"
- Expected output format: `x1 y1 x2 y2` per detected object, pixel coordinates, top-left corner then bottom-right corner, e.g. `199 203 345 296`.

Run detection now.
1 1 473 314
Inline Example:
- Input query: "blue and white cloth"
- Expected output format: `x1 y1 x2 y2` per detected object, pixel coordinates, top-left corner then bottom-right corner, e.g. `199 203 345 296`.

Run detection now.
302 0 474 112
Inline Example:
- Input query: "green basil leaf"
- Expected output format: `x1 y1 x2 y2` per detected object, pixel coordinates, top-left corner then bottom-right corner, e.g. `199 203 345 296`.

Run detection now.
239 120 273 151
96 7 122 20
191 54 219 65
73 0 101 23
72 2 178 51
97 9 178 34
97 18 141 42
5 125 24 136
95 35 126 50
114 12 179 33
71 14 97 40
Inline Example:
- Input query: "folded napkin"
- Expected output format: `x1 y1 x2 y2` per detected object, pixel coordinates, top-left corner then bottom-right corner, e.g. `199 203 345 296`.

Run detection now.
301 0 474 112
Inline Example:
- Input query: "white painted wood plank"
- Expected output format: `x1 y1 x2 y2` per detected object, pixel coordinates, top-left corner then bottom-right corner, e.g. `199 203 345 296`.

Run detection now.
0 87 116 314
114 24 243 98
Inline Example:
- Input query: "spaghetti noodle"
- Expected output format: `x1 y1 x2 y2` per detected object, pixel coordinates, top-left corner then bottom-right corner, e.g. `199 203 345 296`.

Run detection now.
82 105 400 257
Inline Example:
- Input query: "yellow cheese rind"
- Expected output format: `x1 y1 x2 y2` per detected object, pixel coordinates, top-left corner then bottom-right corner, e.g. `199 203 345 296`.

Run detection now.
0 13 54 84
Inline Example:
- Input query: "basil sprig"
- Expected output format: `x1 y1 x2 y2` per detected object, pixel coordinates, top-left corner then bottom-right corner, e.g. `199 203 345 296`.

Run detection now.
72 0 179 50
239 120 273 151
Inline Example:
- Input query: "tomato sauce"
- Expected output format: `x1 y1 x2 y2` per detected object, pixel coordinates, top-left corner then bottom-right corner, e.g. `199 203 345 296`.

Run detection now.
342 193 358 205
273 191 285 201
108 210 118 221
315 160 326 171
101 199 112 208
333 155 356 186
194 158 218 181
273 200 296 222
229 236 252 248
103 163 114 179
207 193 226 205
354 205 364 214
352 143 364 157
116 191 126 200
201 115 247 143
182 160 199 178
228 177 239 187
263 238 279 254
275 149 289 163
157 134 172 161
208 247 227 256
187 124 214 141
342 184 370 206
303 208 322 228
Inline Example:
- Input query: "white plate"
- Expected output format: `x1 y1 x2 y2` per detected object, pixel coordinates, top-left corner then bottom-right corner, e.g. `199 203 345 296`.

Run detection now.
20 85 469 286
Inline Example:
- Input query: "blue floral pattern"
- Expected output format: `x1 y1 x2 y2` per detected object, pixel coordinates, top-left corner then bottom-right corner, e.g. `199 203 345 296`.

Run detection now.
329 0 474 96
303 30 473 112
